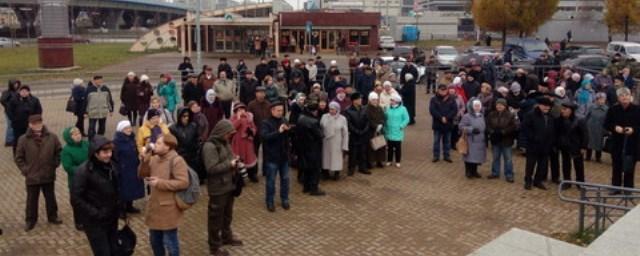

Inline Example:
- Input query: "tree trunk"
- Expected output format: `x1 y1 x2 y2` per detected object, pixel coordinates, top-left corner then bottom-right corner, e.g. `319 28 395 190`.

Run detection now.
625 15 629 42
502 26 507 51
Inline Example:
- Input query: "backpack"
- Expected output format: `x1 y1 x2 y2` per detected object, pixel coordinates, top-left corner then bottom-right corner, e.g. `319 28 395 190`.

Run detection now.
169 155 201 210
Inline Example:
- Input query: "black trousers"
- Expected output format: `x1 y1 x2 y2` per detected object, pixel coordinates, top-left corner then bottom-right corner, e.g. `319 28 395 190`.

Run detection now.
349 143 368 172
548 148 560 182
524 152 549 185
560 149 585 183
464 162 479 177
586 149 602 161
26 183 58 223
88 118 107 139
208 192 235 253
387 140 402 163
611 153 636 188
126 110 138 127
220 100 232 119
84 221 118 256
303 167 321 192
75 114 86 136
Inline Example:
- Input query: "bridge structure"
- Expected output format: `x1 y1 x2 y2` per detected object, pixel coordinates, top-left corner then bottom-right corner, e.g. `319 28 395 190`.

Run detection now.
0 0 189 37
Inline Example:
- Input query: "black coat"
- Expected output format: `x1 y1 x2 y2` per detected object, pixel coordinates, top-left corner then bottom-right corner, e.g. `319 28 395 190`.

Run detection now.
522 108 557 154
429 95 458 131
556 115 588 155
344 105 370 146
400 64 418 85
182 81 201 104
218 63 234 79
0 89 16 114
170 110 201 172
486 110 517 147
240 78 258 105
120 78 139 111
260 116 289 164
71 85 87 116
113 132 144 202
400 78 416 121
296 113 323 169
178 62 194 81
462 80 480 100
8 95 42 135
603 103 640 157
71 136 121 226
255 63 270 83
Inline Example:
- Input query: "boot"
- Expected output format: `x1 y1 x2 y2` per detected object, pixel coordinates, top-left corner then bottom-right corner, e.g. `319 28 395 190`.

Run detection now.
347 168 354 176
322 170 330 180
223 236 244 246
333 171 340 181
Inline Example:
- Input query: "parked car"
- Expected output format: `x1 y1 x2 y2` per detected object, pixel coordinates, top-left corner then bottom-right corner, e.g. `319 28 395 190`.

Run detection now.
504 37 550 61
380 56 426 83
379 36 396 50
454 46 498 66
0 37 20 48
392 45 426 65
561 54 610 75
556 45 605 62
432 45 459 68
606 41 640 61
72 35 91 44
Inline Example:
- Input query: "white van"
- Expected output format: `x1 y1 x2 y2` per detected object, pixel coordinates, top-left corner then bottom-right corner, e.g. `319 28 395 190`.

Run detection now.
606 41 640 61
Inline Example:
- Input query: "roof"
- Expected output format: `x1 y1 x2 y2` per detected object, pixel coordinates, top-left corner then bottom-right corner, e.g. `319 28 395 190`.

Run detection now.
279 11 380 27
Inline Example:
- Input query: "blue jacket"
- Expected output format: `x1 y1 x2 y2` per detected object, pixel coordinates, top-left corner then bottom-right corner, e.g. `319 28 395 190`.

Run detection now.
384 104 410 141
356 72 376 96
113 132 144 202
71 85 87 116
429 95 458 131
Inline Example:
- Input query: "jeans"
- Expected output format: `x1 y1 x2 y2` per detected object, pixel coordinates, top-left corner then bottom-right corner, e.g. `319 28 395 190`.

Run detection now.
26 183 58 223
149 229 180 256
88 118 107 139
433 130 451 159
491 145 514 178
84 221 118 256
264 161 289 205
4 113 14 145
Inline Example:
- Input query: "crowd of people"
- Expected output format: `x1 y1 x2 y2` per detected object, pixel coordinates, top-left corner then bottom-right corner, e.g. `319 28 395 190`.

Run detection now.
2 46 639 255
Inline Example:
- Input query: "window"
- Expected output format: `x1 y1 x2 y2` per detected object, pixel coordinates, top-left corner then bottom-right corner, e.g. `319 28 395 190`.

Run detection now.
360 31 369 45
349 30 370 46
402 0 413 5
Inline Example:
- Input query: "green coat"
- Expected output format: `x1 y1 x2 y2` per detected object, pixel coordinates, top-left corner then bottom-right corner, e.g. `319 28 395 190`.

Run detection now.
158 80 179 113
61 127 89 190
384 104 410 141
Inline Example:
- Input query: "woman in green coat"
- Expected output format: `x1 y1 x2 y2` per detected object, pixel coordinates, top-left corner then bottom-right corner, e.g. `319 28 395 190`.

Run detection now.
383 94 410 168
157 73 179 114
60 127 89 230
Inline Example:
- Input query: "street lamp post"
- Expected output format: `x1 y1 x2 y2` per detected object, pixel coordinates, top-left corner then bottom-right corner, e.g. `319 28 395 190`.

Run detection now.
195 0 202 73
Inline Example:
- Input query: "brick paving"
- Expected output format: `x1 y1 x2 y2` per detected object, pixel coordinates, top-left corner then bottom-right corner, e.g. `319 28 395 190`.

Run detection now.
0 53 638 256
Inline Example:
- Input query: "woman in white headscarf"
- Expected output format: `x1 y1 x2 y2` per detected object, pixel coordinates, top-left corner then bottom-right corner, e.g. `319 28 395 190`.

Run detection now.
321 101 349 180
366 92 386 168
459 99 487 179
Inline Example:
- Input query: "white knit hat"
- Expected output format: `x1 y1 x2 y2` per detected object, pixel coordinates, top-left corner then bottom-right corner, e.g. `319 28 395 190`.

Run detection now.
453 77 462 85
140 74 149 82
391 94 402 102
127 71 135 77
383 81 392 87
330 60 337 66
294 58 301 64
116 120 132 132
73 78 83 86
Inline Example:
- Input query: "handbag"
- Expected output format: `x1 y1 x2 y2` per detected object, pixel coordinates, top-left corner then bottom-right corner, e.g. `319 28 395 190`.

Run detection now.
370 134 387 150
119 104 128 116
456 131 468 155
65 96 75 113
115 218 137 256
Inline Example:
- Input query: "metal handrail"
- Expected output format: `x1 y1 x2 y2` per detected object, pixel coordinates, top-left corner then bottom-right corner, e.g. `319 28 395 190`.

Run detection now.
558 180 639 234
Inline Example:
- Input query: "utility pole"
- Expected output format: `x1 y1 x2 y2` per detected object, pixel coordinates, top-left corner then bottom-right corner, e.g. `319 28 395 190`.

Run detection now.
195 0 202 72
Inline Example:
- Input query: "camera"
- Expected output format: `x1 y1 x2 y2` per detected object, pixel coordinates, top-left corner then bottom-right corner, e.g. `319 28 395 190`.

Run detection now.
236 160 248 179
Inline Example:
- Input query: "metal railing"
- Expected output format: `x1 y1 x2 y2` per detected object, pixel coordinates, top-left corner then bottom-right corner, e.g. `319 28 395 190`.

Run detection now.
558 180 640 235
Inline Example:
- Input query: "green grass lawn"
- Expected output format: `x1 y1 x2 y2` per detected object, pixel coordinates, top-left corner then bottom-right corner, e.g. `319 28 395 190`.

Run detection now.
0 43 152 81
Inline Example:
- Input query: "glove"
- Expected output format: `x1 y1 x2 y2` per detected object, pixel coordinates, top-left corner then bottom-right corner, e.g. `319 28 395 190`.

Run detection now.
376 124 383 133
472 128 480 134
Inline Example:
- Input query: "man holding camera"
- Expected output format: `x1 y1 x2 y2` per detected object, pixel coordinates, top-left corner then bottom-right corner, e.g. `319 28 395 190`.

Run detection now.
203 120 243 256
261 101 291 212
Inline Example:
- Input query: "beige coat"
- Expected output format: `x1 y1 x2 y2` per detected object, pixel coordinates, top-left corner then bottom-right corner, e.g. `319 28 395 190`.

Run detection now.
321 113 349 171
139 150 189 230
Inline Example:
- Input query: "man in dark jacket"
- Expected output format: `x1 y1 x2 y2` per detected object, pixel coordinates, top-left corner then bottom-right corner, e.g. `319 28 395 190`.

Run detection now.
268 56 279 78
261 102 291 212
556 102 588 190
400 62 418 85
239 71 258 105
486 98 517 182
8 85 42 154
344 92 371 175
218 57 234 80
462 75 480 100
15 115 62 231
315 56 327 82
296 102 325 196
178 57 194 82
429 84 458 162
603 87 640 193
255 58 270 84
523 97 556 190
356 66 376 105
170 108 203 182
203 120 243 256
182 74 202 104
1 79 19 146
289 74 307 95
71 136 121 255
85 76 114 139
248 87 271 161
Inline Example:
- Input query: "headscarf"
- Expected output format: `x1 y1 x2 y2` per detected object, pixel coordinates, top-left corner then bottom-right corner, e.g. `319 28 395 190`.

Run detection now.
206 89 216 104
329 101 341 113
116 120 131 133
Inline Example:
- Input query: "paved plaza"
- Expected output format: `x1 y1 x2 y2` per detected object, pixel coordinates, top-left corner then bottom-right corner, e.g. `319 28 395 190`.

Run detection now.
0 53 636 256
